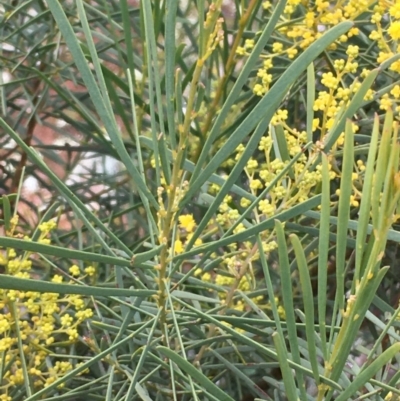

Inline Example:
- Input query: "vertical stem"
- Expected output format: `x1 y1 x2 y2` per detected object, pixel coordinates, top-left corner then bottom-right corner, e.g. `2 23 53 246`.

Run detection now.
156 2 222 339
192 0 259 162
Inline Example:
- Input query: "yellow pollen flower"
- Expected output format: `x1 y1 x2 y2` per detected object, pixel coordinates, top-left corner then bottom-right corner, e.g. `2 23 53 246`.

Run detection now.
178 214 196 232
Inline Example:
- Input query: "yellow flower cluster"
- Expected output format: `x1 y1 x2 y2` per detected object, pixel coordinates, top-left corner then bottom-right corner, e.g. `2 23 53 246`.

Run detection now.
173 214 203 255
0 217 93 397
242 0 366 100
150 0 392 334
233 0 400 141
230 0 399 217
196 263 263 313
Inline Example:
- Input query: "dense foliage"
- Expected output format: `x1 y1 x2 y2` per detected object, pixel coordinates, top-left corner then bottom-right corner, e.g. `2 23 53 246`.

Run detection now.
1 0 400 400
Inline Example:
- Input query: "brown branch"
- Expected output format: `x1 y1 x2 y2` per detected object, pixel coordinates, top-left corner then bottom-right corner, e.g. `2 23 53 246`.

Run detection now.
10 62 47 194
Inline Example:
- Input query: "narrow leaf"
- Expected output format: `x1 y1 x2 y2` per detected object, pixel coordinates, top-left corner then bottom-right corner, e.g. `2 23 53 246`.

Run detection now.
157 346 235 401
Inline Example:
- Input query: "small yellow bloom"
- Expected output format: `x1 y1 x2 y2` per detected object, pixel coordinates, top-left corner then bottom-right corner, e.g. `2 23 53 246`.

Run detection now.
346 45 359 58
272 42 283 53
69 264 80 277
174 239 184 254
321 72 338 89
244 39 255 49
84 266 96 276
253 83 266 97
240 197 252 208
201 272 212 282
391 85 400 99
178 214 196 232
61 314 73 327
287 47 298 59
51 274 63 283
236 46 246 56
262 0 271 9
388 21 400 40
